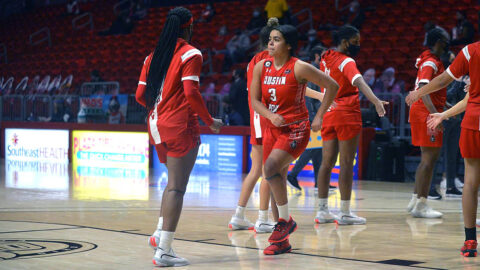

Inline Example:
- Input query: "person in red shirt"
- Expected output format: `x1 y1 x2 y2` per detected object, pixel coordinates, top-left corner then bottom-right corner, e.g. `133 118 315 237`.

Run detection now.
229 18 280 234
407 42 480 257
316 25 388 226
251 24 339 255
135 7 222 267
406 28 450 219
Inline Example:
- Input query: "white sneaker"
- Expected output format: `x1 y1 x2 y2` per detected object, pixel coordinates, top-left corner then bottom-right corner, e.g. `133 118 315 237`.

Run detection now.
411 200 443 218
254 220 275 233
152 248 189 267
335 212 366 225
440 178 446 189
314 209 336 224
456 177 464 189
407 195 417 213
148 230 161 249
228 215 254 230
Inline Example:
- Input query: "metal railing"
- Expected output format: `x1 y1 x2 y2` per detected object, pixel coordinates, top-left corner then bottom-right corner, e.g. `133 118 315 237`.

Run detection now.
29 27 51 47
360 92 408 139
292 8 313 31
201 93 225 119
72 12 94 31
0 43 7 63
2 95 24 121
80 81 120 96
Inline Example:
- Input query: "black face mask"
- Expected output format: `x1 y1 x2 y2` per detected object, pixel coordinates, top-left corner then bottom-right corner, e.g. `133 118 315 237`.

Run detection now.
347 43 360 57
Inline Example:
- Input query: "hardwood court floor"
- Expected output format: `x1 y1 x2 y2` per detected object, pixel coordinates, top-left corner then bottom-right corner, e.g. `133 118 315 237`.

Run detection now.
0 162 478 269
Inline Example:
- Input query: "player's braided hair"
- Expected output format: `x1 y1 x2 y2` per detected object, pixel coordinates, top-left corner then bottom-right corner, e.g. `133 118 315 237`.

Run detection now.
145 7 192 110
332 25 359 46
426 27 450 49
259 17 279 48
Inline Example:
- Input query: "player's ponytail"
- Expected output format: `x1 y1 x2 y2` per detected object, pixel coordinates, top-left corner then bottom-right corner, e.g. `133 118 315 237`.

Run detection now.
145 7 192 110
259 17 280 47
332 25 359 46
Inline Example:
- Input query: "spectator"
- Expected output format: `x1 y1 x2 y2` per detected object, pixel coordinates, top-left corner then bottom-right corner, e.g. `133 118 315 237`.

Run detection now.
223 68 249 125
298 29 323 61
66 0 80 15
451 10 475 46
339 0 365 29
213 25 229 50
107 96 125 124
90 70 106 95
216 29 250 72
98 13 134 36
247 7 266 33
264 0 288 22
128 0 147 21
38 98 73 122
198 2 215 23
363 68 376 88
373 67 404 95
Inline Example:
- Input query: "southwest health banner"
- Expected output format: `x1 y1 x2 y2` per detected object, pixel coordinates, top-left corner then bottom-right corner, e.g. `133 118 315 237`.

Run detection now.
5 128 69 190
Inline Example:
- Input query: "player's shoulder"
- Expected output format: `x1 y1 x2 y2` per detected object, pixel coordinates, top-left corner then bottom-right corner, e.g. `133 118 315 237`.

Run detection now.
179 44 202 63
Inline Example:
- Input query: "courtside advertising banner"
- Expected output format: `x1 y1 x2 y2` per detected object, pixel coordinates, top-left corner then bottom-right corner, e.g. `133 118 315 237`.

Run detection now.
4 128 69 190
72 130 149 200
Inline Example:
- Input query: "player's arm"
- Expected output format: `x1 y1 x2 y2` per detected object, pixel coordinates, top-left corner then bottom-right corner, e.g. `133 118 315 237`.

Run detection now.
428 92 469 130
306 87 324 101
250 60 285 127
353 76 388 117
406 72 454 106
135 57 148 108
417 82 438 113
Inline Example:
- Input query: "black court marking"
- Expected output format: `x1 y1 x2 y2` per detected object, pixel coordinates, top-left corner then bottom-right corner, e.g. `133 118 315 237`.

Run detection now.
0 239 97 260
0 227 82 234
377 259 424 266
0 220 446 270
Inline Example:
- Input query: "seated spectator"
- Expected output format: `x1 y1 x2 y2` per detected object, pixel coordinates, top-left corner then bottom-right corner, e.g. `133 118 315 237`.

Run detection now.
90 70 107 95
339 0 365 29
363 68 376 88
264 0 288 23
247 8 266 33
215 29 250 72
213 25 229 50
373 67 405 95
38 98 73 123
451 10 475 46
98 13 134 36
298 29 323 61
197 2 215 23
66 0 80 15
223 68 249 125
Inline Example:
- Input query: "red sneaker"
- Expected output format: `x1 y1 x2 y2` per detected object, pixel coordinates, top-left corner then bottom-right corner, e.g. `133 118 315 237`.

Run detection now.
461 240 478 257
263 239 292 255
268 216 297 243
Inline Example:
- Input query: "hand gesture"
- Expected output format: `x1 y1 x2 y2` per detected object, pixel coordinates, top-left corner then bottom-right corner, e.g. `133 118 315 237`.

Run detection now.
375 100 389 117
405 91 419 106
311 114 323 132
269 114 285 127
209 118 223 133
427 113 445 131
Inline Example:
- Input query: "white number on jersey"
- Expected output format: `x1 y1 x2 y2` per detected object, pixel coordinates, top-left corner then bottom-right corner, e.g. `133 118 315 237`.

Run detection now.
268 104 279 113
268 88 277 102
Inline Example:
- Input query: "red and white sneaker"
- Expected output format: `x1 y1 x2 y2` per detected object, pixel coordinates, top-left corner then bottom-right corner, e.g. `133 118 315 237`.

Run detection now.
148 231 160 249
461 240 478 257
268 216 297 243
263 239 292 255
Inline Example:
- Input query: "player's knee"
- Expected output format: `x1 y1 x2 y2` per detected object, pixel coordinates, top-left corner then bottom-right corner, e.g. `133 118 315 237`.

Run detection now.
167 188 186 195
264 159 279 180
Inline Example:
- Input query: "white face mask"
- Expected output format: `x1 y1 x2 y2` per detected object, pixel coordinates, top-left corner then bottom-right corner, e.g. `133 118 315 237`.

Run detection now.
308 36 316 42
253 11 260 17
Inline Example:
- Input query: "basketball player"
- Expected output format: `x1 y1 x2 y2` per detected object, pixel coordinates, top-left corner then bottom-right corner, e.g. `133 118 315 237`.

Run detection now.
250 24 339 255
408 41 480 257
316 25 388 225
135 7 222 266
406 28 450 219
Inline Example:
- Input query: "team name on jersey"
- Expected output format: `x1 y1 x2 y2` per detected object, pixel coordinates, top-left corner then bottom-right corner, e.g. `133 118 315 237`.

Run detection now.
263 76 286 85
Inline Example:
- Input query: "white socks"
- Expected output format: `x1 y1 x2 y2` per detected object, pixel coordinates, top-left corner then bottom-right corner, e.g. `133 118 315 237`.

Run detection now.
235 206 246 218
277 203 289 220
157 217 163 230
340 200 350 214
258 210 268 222
318 198 328 211
159 231 174 251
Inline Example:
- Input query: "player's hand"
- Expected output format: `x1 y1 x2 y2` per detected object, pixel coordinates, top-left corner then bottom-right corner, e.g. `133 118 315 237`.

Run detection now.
209 118 223 134
269 113 285 127
405 91 419 106
311 114 323 132
464 77 471 92
374 99 389 117
427 113 446 131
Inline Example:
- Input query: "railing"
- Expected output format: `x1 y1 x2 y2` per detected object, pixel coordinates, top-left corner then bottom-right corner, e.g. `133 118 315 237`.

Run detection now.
80 81 120 96
360 92 408 139
29 27 51 47
201 93 225 119
292 8 313 31
113 0 130 16
0 43 7 63
72 12 94 31
2 95 24 121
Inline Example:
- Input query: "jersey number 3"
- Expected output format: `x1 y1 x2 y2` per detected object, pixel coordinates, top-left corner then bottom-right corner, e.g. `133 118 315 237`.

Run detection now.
268 88 279 113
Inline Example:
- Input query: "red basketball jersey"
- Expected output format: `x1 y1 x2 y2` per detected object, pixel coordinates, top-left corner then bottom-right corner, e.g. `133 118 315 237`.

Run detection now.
260 57 308 126
447 42 480 131
410 50 446 123
247 50 270 138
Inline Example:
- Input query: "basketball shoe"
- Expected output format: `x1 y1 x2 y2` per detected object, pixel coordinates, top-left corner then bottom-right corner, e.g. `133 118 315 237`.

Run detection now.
263 239 292 255
268 216 297 243
314 209 336 224
461 240 477 257
254 220 275 233
335 212 366 225
229 215 254 230
152 248 189 267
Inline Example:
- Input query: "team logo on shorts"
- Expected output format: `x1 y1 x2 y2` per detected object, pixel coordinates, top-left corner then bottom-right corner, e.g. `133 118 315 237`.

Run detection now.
264 61 272 68
290 140 297 150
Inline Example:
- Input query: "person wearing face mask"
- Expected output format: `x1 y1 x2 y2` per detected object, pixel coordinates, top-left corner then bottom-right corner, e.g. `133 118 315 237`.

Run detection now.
247 7 266 33
315 25 388 226
298 29 323 61
406 27 450 218
363 68 375 88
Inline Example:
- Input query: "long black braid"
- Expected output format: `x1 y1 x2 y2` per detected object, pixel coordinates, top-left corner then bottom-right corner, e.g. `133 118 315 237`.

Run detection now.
145 7 192 110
